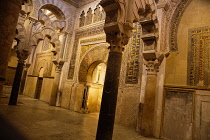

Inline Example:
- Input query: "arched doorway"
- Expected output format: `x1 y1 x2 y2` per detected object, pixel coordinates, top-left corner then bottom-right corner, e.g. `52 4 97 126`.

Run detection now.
84 62 106 113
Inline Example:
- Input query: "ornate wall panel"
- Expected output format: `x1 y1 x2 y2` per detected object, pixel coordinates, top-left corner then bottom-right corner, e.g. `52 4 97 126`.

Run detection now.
67 24 104 79
125 23 142 84
33 52 53 77
163 88 194 140
188 27 210 87
170 0 192 51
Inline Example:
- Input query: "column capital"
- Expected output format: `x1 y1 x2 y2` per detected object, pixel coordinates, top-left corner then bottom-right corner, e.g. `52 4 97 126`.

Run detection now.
53 59 65 73
16 49 30 63
144 53 164 75
106 32 128 52
144 60 160 75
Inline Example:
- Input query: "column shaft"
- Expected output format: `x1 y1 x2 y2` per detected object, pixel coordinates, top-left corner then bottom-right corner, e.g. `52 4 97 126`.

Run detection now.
96 48 122 140
9 62 24 105
19 69 27 94
140 74 157 136
0 0 22 97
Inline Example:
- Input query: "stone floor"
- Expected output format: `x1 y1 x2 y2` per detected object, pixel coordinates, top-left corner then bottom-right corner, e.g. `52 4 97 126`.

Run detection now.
0 95 160 140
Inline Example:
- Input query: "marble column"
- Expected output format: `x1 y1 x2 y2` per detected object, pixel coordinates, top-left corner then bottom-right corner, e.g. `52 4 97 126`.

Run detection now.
96 45 123 140
49 60 64 106
140 60 159 137
0 0 22 98
9 49 29 105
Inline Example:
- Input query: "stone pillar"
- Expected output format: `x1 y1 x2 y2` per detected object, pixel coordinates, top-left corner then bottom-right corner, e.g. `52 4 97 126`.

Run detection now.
0 0 22 98
96 0 134 139
9 49 29 105
96 45 123 140
140 60 159 136
19 63 31 94
49 60 64 106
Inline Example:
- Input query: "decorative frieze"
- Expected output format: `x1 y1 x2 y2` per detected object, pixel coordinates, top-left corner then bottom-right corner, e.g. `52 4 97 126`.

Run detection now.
188 26 210 87
125 23 142 84
170 0 192 51
80 36 106 44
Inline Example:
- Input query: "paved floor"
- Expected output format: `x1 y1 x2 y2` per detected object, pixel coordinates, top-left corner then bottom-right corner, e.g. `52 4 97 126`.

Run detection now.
0 95 160 140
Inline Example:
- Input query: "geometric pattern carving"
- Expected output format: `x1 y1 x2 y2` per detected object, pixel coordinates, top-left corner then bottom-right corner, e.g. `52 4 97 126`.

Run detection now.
125 23 142 84
42 37 50 51
67 24 104 79
170 0 192 52
188 27 210 87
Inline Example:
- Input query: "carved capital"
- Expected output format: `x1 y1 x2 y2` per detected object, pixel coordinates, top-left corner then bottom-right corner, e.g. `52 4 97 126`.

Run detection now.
100 0 133 47
144 60 160 75
53 59 65 73
16 49 30 63
107 32 129 48
144 53 164 75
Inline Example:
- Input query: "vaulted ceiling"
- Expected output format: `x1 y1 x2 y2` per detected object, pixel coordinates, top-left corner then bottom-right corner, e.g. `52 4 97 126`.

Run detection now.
63 0 97 7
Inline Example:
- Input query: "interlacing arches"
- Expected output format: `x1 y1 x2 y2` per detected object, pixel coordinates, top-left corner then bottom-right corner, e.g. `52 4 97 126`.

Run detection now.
30 27 60 48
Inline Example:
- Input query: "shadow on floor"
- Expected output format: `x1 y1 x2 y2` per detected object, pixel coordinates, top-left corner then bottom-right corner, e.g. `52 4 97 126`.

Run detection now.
0 115 28 140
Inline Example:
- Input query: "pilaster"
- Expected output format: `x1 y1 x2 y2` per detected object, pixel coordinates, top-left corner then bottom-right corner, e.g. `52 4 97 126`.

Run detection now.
49 59 65 106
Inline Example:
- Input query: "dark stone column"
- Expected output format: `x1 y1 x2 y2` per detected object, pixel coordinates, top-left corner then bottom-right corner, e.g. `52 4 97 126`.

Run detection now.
0 0 22 98
19 63 30 94
96 46 123 140
9 49 29 105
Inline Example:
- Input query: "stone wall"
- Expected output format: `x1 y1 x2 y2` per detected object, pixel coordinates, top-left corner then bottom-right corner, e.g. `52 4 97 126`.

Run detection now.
162 86 194 140
40 78 54 103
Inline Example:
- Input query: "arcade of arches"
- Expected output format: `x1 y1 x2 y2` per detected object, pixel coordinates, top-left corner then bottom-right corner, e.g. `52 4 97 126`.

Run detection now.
1 0 210 140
